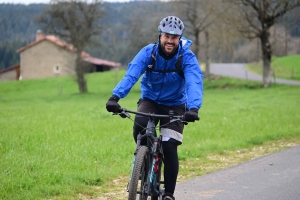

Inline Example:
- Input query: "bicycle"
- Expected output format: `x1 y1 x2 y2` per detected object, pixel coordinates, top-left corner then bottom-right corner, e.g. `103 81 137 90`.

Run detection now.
115 108 187 200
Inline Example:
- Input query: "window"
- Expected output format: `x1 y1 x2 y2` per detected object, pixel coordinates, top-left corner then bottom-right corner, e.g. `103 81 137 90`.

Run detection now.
54 64 60 74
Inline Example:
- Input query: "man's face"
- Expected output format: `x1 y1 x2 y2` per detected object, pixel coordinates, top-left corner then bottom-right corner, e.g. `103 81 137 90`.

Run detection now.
160 33 180 56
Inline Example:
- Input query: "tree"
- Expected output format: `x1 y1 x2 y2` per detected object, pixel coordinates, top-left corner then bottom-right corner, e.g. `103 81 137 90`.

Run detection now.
223 0 300 87
0 39 26 69
173 0 228 78
37 0 105 93
124 1 167 59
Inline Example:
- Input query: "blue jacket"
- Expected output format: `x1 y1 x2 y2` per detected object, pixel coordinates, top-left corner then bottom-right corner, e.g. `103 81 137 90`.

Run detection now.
112 37 204 110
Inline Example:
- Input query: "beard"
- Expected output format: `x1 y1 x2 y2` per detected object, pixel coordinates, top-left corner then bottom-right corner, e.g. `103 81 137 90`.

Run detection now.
160 41 178 56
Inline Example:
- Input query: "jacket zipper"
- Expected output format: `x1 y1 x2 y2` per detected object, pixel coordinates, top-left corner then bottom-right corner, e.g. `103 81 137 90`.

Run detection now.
156 59 167 101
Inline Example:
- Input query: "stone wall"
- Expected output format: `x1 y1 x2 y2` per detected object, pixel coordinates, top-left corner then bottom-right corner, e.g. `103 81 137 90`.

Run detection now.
20 41 76 80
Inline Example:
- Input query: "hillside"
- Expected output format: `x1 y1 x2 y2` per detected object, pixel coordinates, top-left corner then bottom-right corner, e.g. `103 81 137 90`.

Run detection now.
0 2 300 70
0 1 171 68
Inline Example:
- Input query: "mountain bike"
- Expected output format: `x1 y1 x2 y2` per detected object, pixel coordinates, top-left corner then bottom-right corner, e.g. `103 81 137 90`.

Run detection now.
115 108 186 200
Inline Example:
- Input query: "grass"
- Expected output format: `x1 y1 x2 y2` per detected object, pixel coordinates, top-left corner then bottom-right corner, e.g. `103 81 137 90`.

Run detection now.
0 71 300 200
247 55 300 80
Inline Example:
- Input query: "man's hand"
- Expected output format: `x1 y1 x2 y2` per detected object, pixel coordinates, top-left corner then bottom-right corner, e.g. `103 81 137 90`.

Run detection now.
106 95 121 113
184 108 200 122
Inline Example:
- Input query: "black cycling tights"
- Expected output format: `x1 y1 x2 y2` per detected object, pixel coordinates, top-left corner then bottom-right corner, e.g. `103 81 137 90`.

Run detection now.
162 140 179 195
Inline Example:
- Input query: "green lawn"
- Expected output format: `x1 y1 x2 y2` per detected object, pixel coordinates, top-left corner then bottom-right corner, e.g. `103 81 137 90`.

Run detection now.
247 54 300 80
0 71 299 199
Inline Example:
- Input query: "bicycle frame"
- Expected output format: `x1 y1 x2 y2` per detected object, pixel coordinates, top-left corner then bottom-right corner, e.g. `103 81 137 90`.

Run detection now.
119 108 185 199
135 117 162 197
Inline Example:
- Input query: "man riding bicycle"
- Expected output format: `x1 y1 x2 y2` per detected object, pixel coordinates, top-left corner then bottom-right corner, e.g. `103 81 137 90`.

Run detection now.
106 16 204 200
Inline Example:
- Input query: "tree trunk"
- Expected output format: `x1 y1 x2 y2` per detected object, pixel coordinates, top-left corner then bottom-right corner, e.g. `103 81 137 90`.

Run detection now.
257 38 260 62
205 31 210 78
194 31 200 59
260 30 272 87
75 54 88 93
285 29 288 56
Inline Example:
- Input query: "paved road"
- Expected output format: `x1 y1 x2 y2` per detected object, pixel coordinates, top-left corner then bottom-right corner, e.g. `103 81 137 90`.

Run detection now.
175 65 300 199
175 146 300 200
210 63 300 86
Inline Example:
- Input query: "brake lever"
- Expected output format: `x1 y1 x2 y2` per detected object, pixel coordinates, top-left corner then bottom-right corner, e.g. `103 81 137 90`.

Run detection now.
170 119 179 123
169 118 188 125
182 121 188 125
119 111 130 118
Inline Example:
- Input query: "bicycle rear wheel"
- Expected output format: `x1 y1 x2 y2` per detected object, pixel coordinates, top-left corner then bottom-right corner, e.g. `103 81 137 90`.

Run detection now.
128 146 150 200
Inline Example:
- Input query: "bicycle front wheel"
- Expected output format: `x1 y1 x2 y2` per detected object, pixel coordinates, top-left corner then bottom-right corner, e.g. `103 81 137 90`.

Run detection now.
128 146 150 200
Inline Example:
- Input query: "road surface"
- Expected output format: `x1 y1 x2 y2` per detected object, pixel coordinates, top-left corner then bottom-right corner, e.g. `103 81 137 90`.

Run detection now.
175 66 300 199
175 146 300 200
209 63 300 86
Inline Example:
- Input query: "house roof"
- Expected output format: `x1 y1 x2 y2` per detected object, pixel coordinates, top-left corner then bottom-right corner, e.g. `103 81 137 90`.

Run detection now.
17 33 120 68
83 56 120 67
17 35 89 58
0 64 20 74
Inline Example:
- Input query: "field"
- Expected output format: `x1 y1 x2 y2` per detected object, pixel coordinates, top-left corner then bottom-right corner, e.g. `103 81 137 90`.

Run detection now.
0 70 300 200
247 54 300 80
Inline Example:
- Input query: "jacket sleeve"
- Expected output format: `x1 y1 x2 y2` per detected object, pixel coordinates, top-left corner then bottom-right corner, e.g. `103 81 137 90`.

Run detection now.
183 50 204 110
112 45 153 98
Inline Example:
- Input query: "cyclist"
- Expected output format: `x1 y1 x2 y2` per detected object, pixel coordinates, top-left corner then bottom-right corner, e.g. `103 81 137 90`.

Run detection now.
106 16 203 200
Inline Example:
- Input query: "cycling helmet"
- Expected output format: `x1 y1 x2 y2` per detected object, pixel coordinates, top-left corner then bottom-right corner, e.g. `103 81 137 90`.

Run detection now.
158 16 185 37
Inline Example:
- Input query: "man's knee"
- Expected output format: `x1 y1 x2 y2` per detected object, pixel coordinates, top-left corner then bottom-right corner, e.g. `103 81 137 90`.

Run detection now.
133 115 148 142
162 140 178 158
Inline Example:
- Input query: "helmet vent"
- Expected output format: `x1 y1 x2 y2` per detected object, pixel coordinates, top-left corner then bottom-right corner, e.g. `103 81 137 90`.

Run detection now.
158 16 185 36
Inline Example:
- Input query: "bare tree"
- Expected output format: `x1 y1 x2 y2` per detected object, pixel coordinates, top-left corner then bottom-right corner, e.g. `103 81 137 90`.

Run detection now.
209 14 244 63
173 0 228 78
37 0 105 93
223 0 300 87
125 1 165 51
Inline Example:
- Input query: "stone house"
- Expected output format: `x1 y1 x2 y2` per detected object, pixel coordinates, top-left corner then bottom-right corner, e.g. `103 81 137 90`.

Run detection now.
0 30 120 81
0 64 20 81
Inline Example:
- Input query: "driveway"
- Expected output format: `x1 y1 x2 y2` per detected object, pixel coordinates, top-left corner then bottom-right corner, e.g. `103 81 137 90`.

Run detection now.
175 146 300 199
209 63 300 86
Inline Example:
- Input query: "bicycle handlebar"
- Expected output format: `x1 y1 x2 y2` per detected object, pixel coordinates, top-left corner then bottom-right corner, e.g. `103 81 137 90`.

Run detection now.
117 108 186 123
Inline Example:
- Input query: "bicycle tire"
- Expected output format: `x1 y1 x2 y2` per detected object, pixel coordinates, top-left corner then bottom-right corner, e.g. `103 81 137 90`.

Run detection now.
128 146 150 200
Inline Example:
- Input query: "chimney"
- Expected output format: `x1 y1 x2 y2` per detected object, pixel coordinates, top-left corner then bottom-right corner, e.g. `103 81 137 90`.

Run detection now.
36 30 45 41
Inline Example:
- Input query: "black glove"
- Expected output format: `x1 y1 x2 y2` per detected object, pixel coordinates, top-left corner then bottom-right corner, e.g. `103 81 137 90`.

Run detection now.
184 108 200 122
106 95 121 113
